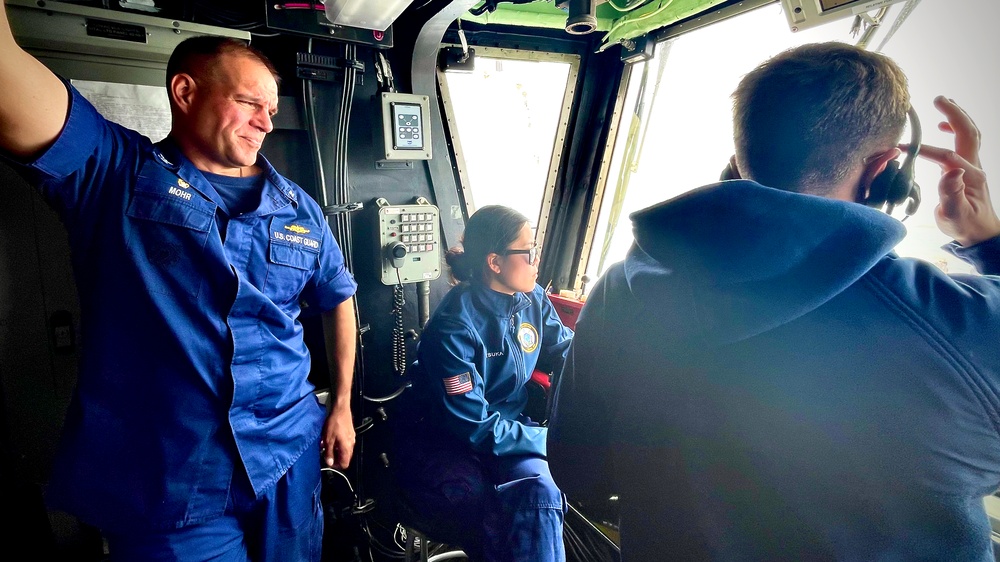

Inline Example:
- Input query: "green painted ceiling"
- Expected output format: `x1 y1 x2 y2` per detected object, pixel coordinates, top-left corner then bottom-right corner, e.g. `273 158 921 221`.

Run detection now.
462 0 730 48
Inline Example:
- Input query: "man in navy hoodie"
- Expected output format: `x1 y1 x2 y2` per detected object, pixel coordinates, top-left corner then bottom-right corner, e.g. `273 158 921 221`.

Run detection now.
548 42 1000 560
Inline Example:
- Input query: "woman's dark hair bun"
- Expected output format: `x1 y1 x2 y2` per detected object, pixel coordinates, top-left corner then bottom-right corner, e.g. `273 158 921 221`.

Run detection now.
444 248 472 283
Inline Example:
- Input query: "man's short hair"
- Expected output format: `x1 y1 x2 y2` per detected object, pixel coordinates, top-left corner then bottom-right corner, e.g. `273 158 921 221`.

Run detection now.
732 42 909 195
165 36 280 100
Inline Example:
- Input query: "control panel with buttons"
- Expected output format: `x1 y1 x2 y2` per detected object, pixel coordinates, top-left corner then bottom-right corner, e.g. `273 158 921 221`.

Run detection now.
392 102 423 150
378 203 442 285
380 92 432 161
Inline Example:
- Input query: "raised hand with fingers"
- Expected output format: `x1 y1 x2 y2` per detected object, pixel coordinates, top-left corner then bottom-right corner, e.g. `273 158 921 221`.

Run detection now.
914 96 1000 247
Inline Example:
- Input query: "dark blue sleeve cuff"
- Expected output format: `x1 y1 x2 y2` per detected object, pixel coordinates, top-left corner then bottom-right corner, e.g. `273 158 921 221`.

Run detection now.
30 79 105 180
310 267 358 313
943 236 1000 275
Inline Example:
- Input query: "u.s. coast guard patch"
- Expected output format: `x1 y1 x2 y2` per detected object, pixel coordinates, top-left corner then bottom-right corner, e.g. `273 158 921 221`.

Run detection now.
518 323 539 353
271 221 320 250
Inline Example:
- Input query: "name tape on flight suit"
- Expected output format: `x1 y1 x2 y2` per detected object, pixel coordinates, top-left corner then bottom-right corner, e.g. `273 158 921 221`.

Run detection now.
165 178 194 201
272 224 320 250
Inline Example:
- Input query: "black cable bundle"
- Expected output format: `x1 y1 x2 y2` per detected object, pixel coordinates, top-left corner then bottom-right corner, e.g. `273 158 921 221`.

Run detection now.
469 0 536 17
392 282 407 375
321 468 368 562
188 0 267 32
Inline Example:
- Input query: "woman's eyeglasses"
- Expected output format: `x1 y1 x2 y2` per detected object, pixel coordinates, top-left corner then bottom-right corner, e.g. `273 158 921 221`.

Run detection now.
502 246 539 265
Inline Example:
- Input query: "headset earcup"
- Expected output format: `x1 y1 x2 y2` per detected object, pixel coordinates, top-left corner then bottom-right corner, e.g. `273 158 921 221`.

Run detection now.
887 165 914 208
866 160 899 209
864 108 922 216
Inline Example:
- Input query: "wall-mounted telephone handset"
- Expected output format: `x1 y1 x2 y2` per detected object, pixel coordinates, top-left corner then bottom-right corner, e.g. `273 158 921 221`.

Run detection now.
376 198 442 376
376 198 442 285
386 241 407 269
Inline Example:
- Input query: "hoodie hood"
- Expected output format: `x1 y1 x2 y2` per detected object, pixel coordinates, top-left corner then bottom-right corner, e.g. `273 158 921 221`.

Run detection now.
624 180 905 346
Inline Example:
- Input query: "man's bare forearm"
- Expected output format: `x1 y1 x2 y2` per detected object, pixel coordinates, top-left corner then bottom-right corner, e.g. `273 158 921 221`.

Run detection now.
322 297 357 410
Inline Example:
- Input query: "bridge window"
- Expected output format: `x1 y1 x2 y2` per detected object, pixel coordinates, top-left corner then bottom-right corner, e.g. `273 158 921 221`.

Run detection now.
440 47 580 232
585 1 998 285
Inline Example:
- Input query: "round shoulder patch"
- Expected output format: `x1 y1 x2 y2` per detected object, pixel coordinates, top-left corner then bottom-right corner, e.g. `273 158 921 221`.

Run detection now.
517 322 539 353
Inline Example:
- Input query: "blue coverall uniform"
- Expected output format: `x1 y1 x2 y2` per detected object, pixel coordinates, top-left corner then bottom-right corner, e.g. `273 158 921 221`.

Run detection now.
13 83 357 560
394 282 574 562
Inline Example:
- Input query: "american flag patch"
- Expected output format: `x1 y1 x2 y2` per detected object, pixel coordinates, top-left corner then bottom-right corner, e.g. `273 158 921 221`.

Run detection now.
443 372 473 395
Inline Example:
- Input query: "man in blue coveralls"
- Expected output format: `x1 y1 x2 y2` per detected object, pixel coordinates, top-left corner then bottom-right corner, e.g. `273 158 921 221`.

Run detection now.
549 43 1000 560
0 6 358 561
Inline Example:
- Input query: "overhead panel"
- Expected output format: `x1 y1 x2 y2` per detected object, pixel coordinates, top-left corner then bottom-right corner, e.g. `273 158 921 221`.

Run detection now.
780 0 909 33
6 0 250 88
5 0 249 63
264 2 394 48
598 0 730 48
461 0 615 31
459 0 734 50
323 0 416 32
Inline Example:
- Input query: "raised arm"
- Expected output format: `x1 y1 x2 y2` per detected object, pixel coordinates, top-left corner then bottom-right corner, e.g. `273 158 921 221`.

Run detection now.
0 4 69 158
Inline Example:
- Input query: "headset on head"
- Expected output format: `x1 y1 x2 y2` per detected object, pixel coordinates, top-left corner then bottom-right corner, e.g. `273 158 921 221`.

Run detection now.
720 107 922 218
864 107 922 218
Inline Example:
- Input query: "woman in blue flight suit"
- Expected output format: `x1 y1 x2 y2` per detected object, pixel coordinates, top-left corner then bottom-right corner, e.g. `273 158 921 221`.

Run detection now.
393 205 574 562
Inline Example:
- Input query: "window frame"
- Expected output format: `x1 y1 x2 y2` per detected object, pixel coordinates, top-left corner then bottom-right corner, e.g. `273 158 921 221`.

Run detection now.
437 45 582 252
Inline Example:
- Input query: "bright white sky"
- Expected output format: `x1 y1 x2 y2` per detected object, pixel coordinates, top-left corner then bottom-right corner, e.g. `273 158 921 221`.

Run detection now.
445 56 571 227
